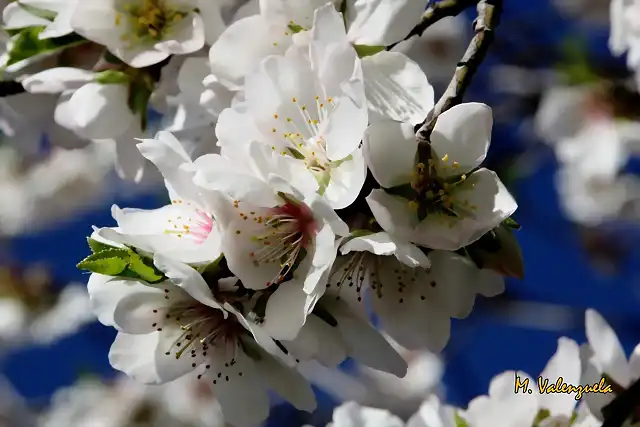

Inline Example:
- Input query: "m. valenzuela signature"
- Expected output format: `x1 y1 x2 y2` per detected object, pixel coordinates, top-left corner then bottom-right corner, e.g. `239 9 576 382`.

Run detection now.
515 375 613 400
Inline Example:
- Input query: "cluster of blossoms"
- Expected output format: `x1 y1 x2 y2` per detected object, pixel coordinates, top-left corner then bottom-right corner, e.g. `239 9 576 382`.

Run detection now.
0 0 515 424
324 309 636 427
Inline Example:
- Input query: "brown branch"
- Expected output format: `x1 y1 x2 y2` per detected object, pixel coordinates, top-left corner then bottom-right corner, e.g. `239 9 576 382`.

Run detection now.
386 0 478 51
416 0 503 146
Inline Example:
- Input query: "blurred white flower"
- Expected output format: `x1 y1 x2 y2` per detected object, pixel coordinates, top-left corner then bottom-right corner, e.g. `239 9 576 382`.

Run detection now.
70 0 224 68
29 284 95 344
535 83 640 225
0 143 118 236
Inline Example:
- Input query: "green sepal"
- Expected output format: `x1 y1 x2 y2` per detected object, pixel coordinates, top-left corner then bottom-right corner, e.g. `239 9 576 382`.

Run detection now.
77 249 130 276
94 69 130 85
127 250 165 283
2 26 87 67
353 44 385 58
350 229 374 238
86 237 116 253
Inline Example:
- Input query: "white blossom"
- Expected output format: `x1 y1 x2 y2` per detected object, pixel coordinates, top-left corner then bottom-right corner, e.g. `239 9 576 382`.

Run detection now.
365 103 517 251
70 0 225 68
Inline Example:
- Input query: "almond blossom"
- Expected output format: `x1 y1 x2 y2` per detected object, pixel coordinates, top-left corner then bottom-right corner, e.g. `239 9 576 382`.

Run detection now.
88 257 316 427
364 103 518 251
70 0 225 68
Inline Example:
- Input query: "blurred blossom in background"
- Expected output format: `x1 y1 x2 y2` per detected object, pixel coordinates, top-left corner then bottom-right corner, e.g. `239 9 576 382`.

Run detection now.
1 0 640 426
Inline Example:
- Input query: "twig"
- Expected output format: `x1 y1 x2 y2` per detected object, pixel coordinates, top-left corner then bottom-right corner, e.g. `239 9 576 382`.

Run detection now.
416 0 503 146
387 0 477 51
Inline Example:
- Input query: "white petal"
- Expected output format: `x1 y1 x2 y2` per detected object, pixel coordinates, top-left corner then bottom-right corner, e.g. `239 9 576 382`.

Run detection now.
109 332 163 383
67 83 135 139
2 2 52 29
284 315 347 367
393 242 431 268
628 343 640 379
345 0 429 46
154 12 205 55
196 0 225 44
38 3 75 39
340 232 397 256
208 15 286 90
87 273 172 334
207 347 271 426
262 283 309 341
113 44 170 68
69 0 123 47
331 401 404 427
330 301 407 377
585 308 630 387
414 168 517 251
153 255 223 311
136 131 201 202
373 257 451 351
309 3 348 45
105 123 147 183
362 51 434 125
539 337 581 417
255 350 317 412
366 189 418 243
430 103 493 177
363 120 416 188
323 147 367 209
21 68 95 94
322 88 369 161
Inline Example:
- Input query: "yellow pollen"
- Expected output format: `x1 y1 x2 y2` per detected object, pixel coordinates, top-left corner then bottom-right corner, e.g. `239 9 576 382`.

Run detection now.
273 42 279 46
327 97 333 103
272 128 276 133
408 201 419 212
292 97 297 103
274 114 279 119
452 161 460 168
442 154 449 162
286 117 292 122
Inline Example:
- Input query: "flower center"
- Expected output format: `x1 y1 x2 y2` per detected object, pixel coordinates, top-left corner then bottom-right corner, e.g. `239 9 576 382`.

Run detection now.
161 299 242 361
270 96 339 189
116 0 186 43
410 158 477 223
164 202 214 244
245 201 318 285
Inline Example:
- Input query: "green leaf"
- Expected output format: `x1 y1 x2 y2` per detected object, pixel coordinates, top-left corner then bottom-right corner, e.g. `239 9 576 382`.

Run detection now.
127 251 165 283
16 1 57 20
77 249 130 275
353 44 385 58
94 70 130 85
287 22 305 34
86 237 118 253
3 26 87 67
